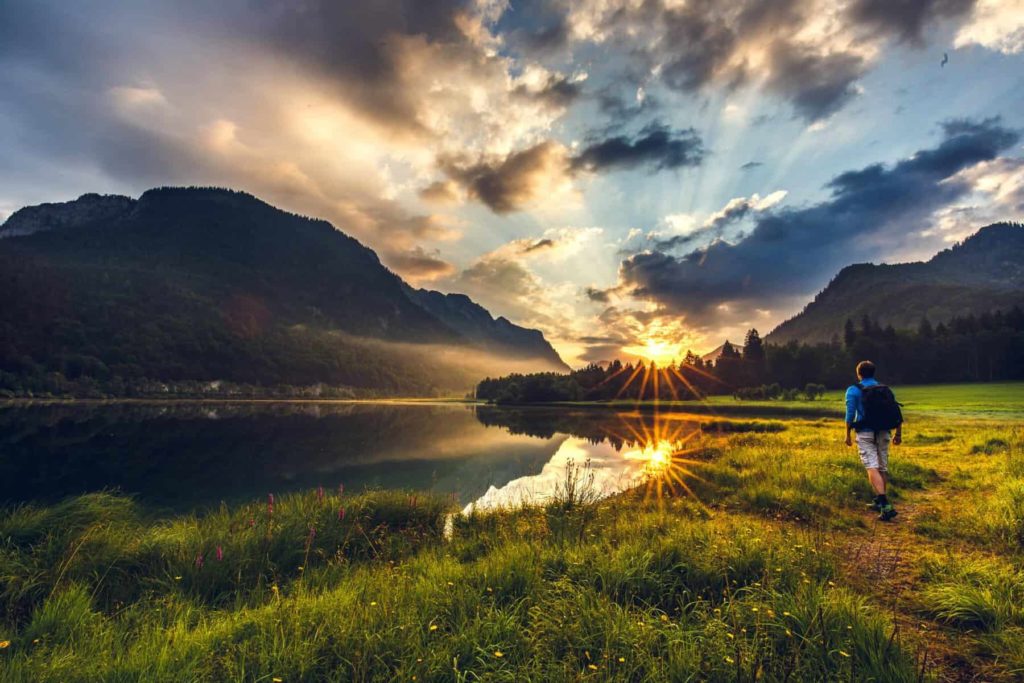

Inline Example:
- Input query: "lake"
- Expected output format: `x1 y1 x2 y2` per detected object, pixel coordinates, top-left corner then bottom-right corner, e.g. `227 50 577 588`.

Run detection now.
0 401 711 512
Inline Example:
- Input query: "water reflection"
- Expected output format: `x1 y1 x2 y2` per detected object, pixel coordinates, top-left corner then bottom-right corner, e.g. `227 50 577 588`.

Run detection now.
0 401 706 511
467 408 703 511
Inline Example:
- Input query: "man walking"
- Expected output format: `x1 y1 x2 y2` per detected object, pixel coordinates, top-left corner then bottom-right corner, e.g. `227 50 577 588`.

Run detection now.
845 360 903 521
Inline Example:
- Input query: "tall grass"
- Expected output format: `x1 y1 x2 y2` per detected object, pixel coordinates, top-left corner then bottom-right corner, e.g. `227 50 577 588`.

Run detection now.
0 482 921 681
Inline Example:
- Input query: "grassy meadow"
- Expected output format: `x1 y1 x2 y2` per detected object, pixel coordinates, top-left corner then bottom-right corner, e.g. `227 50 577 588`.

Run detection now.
0 383 1022 681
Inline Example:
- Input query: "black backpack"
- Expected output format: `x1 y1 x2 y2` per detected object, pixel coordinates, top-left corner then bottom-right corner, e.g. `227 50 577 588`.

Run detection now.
854 383 903 431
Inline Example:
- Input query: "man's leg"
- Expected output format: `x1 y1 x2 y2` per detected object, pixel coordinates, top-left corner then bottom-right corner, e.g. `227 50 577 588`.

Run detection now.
876 431 896 520
866 467 887 495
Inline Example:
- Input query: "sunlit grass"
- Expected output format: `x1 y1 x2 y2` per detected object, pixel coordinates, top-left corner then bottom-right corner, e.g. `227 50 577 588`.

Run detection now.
1 387 1022 680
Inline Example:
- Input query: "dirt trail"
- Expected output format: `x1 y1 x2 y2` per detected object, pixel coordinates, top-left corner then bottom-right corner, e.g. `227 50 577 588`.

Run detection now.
835 482 1008 682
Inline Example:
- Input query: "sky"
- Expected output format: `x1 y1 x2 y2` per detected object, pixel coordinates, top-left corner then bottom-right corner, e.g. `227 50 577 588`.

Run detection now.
2 0 1023 366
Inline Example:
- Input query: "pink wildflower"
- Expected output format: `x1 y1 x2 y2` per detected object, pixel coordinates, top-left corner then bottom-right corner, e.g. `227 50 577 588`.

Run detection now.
338 506 346 521
216 546 223 561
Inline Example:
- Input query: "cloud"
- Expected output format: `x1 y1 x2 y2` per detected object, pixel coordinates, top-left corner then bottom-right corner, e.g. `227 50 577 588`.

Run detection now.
741 161 764 170
616 117 1020 329
954 0 1024 54
440 141 572 213
419 179 461 204
520 238 556 254
847 0 976 44
383 246 457 282
652 191 788 251
570 124 706 173
441 124 706 213
762 42 866 122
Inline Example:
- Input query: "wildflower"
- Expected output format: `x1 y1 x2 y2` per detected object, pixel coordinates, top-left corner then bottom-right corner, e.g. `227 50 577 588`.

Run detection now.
783 611 791 617
827 581 836 587
494 651 504 658
429 624 438 631
618 657 625 663
724 656 734 664
751 607 759 613
839 650 850 658
216 546 223 562
195 553 204 569
370 601 377 606
785 628 793 637
588 664 598 671
486 587 493 593
0 640 9 649
298 566 304 572
174 576 182 581
660 614 669 622
726 633 735 640
272 678 282 682
447 581 454 587
249 517 255 528
338 506 346 521
585 650 591 661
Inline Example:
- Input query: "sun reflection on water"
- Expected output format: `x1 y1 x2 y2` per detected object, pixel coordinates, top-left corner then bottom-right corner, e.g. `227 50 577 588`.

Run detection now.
464 414 706 513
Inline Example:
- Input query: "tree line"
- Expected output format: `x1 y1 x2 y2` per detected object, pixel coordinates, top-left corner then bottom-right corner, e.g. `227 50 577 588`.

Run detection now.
476 307 1024 404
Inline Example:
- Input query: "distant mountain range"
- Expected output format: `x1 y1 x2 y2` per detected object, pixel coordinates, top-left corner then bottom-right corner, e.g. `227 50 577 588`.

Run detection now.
0 187 566 396
768 222 1024 344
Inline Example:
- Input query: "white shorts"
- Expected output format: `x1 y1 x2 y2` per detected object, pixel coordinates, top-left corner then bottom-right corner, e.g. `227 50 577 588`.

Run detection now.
856 430 890 471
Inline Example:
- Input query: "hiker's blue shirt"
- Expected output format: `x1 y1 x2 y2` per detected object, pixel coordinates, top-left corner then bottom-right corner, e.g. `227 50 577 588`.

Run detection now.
845 377 879 429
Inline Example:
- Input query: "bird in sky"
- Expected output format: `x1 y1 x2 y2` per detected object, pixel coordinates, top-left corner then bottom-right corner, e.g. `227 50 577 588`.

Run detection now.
941 52 949 67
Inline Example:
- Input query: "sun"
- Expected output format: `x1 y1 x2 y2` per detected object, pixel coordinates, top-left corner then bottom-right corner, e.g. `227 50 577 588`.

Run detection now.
622 338 683 366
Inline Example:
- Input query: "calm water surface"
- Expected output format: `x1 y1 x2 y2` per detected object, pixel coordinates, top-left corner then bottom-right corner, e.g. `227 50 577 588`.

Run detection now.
0 401 707 512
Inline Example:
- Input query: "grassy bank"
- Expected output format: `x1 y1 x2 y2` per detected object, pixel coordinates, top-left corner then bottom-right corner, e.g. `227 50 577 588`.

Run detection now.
1 395 1022 680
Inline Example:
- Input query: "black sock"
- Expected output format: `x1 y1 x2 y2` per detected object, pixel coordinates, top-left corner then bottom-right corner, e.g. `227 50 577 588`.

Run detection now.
875 494 889 506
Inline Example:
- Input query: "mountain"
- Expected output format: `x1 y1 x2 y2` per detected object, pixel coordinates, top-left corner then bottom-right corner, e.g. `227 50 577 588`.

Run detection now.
404 287 567 369
768 222 1024 343
0 187 566 396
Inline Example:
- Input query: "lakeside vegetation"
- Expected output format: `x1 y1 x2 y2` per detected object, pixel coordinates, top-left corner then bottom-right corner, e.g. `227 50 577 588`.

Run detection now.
476 309 1024 405
1 386 1021 680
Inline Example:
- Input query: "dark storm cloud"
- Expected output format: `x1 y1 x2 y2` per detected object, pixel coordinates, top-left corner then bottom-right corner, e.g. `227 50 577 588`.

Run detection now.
847 0 977 44
618 118 1020 325
584 286 611 303
570 124 706 173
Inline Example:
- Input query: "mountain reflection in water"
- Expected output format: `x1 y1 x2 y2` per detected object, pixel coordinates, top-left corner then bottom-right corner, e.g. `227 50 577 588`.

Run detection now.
0 402 704 511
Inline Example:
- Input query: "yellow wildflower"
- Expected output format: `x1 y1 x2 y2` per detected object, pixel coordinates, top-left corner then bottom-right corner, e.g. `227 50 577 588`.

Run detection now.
724 656 735 664
370 601 378 606
839 650 850 658
0 640 9 649
494 651 504 658
618 657 625 663
429 625 438 631
588 664 598 671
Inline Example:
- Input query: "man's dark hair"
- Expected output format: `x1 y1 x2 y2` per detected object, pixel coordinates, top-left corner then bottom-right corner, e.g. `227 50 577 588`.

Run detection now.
856 360 876 379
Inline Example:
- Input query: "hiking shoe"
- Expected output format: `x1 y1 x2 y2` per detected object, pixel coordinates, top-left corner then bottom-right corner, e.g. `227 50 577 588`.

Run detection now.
878 504 898 522
866 501 882 512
